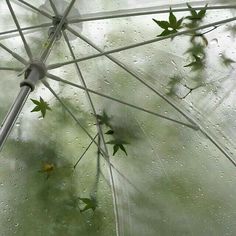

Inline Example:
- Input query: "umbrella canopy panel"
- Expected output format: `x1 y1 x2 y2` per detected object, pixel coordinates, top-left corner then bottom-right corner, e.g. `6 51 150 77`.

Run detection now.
1 0 236 236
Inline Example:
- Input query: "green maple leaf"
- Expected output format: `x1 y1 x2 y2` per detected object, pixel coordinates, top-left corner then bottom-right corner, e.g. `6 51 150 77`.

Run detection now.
168 75 182 87
31 97 51 118
166 75 182 96
78 197 97 212
184 54 204 71
107 140 128 156
105 129 114 135
153 8 183 37
166 75 183 96
185 43 206 56
186 4 208 21
95 111 112 127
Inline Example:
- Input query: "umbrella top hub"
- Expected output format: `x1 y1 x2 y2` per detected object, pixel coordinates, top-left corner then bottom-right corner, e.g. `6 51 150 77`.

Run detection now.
39 0 82 41
52 15 68 31
48 16 68 41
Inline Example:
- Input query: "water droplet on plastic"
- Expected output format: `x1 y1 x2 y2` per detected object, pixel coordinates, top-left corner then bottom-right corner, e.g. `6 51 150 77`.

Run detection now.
104 80 110 85
210 38 218 45
171 60 177 66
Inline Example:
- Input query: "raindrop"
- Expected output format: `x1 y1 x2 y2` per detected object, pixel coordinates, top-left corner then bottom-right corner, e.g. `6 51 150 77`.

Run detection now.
104 80 110 85
210 38 218 45
171 60 177 66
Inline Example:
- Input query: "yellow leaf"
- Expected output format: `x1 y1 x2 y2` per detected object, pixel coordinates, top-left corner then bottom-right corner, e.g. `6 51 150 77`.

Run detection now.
42 163 54 173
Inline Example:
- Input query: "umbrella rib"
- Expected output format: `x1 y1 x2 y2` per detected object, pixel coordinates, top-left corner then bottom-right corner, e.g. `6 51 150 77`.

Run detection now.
63 31 121 236
62 32 108 134
0 42 27 65
49 0 59 16
92 135 101 196
15 0 53 19
46 73 198 130
74 133 99 169
200 129 236 168
6 0 33 61
0 23 52 37
68 4 236 23
49 16 236 70
65 27 199 128
0 67 22 71
62 33 104 133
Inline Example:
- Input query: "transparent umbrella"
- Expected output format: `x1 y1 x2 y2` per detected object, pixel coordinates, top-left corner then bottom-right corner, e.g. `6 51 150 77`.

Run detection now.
1 0 236 235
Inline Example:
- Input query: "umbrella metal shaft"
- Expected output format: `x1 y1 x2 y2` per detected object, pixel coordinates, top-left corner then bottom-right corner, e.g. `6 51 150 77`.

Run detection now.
0 65 42 151
0 86 31 150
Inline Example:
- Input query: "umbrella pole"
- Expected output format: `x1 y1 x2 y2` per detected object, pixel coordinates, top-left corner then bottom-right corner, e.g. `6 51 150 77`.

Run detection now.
0 62 45 150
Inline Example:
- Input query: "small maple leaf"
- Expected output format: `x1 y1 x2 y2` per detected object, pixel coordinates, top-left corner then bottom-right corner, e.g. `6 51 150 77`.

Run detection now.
106 140 128 156
185 43 206 56
42 163 54 173
186 4 208 22
105 130 114 135
39 162 55 179
31 97 51 118
153 8 183 37
95 111 112 127
166 75 182 96
184 54 205 71
78 197 97 212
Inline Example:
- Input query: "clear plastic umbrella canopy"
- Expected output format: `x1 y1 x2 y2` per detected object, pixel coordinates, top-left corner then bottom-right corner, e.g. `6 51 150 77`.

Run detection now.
1 0 236 235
